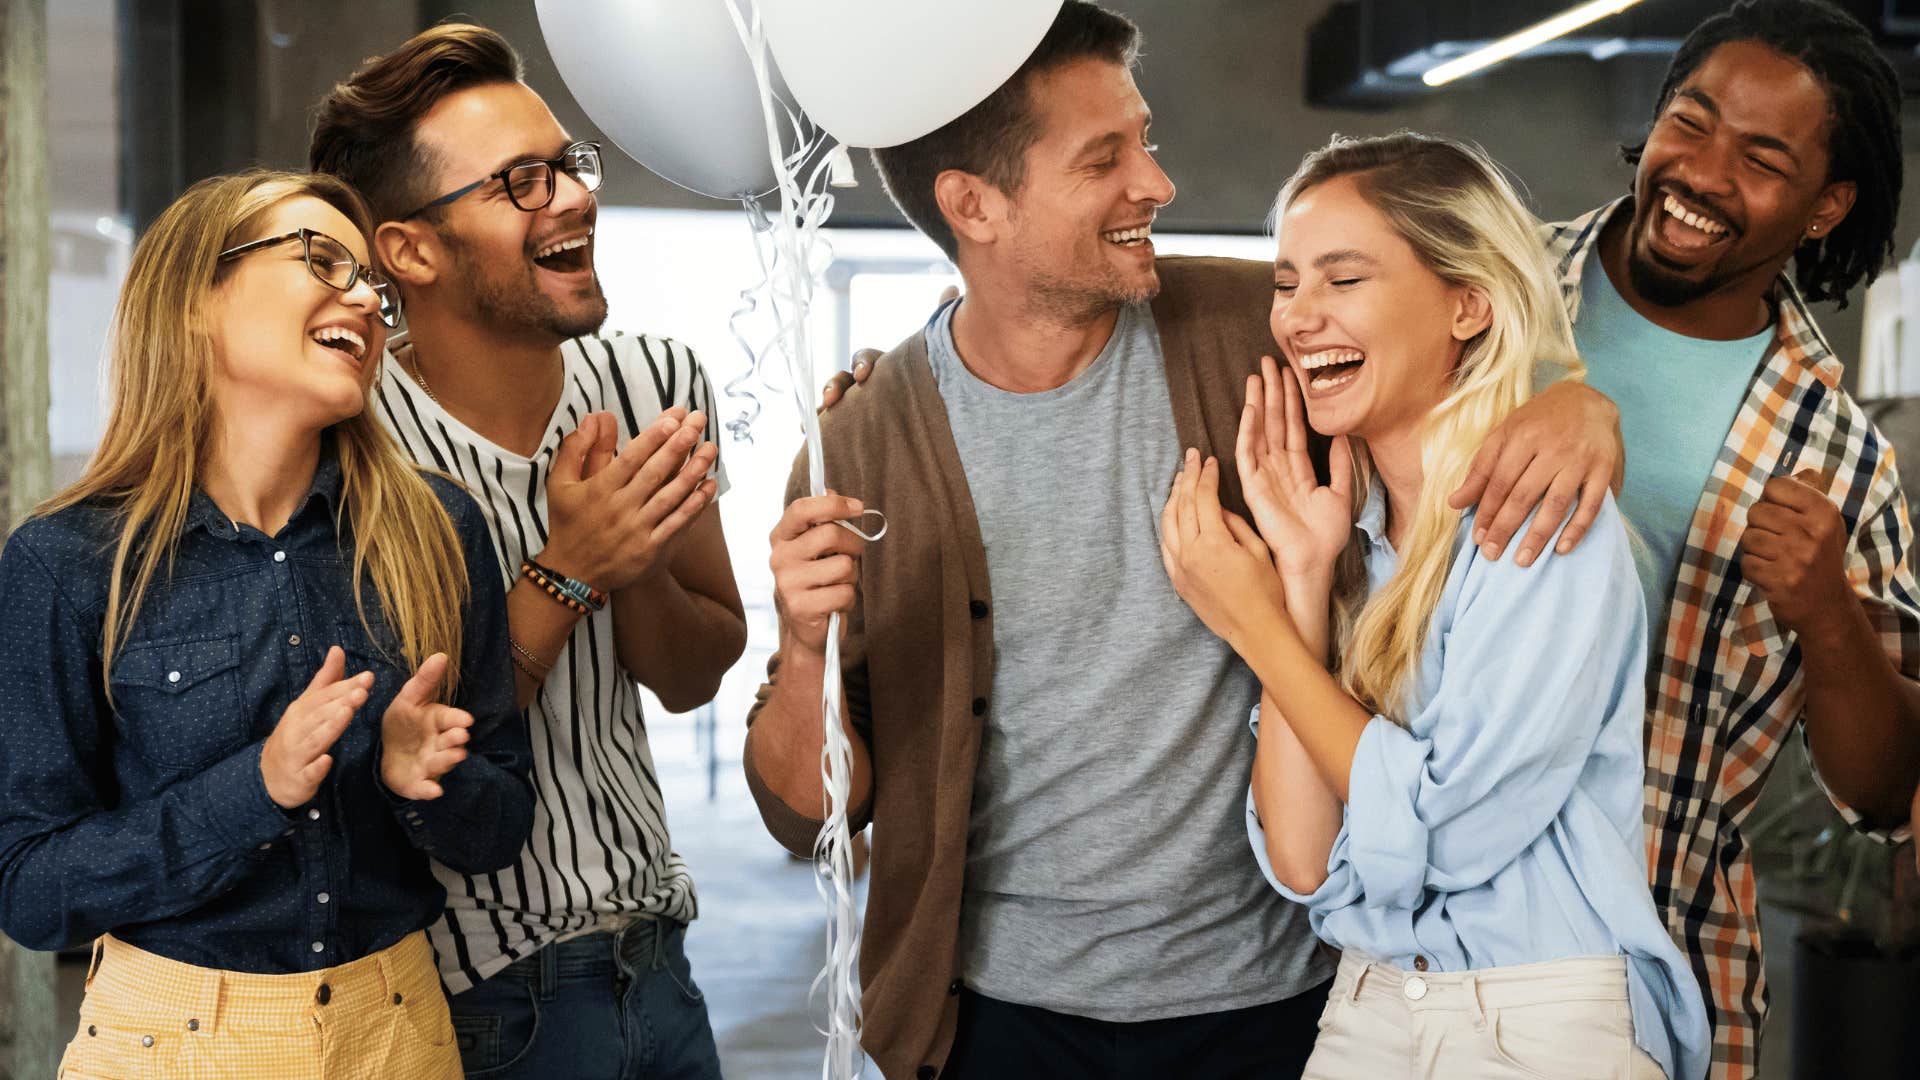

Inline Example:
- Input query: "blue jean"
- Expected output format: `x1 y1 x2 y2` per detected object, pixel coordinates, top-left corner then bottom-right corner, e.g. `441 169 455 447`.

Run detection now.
446 920 723 1079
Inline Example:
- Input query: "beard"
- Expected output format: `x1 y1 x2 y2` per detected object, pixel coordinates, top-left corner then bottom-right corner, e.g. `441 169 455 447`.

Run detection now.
1625 244 1721 308
442 228 608 343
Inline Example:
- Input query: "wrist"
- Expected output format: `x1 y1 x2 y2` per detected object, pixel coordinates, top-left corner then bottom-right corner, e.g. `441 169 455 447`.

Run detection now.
1782 580 1866 643
532 543 596 590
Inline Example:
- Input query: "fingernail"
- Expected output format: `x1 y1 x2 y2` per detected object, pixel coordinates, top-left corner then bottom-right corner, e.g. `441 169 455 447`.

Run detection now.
1480 541 1500 560
1556 539 1573 554
1517 547 1537 566
1472 527 1486 545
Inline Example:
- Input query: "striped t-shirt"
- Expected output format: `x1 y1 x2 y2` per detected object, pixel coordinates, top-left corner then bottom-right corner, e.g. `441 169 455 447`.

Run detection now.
373 330 726 993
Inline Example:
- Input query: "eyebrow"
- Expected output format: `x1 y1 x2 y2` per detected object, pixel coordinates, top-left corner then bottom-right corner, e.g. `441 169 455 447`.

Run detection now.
1275 249 1381 272
482 140 572 178
1070 113 1153 160
1673 89 1802 165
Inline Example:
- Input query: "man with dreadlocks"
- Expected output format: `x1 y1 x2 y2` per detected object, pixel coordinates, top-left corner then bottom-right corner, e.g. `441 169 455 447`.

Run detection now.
1543 1 1920 1075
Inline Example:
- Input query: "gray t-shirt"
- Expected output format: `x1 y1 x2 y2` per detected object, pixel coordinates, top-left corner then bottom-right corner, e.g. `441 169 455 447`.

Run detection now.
926 300 1328 1022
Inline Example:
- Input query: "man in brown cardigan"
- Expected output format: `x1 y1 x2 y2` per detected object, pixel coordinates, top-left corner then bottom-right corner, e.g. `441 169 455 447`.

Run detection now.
746 4 1625 1078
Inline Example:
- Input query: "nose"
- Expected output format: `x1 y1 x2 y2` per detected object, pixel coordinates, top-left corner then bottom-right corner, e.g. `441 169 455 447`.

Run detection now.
1130 146 1176 210
547 164 596 217
339 273 382 317
1665 132 1738 203
1274 282 1326 343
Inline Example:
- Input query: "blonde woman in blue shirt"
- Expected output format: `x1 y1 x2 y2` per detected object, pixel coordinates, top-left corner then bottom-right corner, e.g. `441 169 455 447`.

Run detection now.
1160 132 1710 1080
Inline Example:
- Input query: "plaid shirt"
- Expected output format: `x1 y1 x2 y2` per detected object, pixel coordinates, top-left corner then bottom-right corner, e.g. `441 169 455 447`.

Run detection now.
1548 200 1920 1080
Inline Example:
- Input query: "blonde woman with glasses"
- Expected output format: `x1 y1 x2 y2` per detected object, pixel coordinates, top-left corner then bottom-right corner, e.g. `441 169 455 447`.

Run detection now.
0 169 533 1079
1160 133 1710 1079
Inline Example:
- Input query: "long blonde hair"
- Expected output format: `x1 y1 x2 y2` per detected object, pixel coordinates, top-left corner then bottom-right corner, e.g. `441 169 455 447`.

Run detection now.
38 170 468 695
1274 133 1582 719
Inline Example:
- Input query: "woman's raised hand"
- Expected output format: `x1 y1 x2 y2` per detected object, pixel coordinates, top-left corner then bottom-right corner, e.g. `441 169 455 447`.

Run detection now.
1161 450 1296 653
1237 355 1355 583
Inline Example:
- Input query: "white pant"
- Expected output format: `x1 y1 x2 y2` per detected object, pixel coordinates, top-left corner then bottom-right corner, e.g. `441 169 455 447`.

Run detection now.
1304 952 1668 1080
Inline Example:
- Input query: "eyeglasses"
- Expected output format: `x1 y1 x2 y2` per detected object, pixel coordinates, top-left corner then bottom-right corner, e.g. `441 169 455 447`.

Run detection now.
402 140 604 221
217 227 402 328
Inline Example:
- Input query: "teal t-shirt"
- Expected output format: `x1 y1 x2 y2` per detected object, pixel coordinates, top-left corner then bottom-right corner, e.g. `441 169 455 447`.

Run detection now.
1572 249 1771 643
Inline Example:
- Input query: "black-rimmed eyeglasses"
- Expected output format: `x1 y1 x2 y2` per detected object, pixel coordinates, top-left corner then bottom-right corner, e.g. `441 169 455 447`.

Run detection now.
217 227 401 328
402 140 604 221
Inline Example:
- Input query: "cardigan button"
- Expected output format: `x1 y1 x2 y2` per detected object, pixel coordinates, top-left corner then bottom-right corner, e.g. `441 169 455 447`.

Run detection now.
971 698 986 717
948 979 962 996
968 600 988 619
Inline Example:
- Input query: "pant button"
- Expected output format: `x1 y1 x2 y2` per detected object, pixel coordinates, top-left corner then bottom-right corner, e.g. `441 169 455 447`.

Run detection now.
1412 955 1429 972
315 983 332 1005
393 993 404 1005
1403 976 1428 1001
86 1025 96 1037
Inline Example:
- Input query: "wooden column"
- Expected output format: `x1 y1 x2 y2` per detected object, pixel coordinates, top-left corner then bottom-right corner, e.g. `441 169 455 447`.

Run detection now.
0 0 56 1074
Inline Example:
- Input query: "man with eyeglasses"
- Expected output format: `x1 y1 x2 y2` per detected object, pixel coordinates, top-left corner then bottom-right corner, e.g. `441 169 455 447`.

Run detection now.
310 24 744 1080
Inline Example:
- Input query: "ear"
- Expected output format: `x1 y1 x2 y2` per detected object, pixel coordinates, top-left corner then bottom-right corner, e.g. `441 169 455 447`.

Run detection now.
375 220 439 289
934 169 1003 251
1449 284 1493 343
1804 180 1857 243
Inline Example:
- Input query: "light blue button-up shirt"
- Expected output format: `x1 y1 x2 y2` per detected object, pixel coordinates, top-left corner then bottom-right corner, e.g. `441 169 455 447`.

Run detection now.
1248 485 1710 1080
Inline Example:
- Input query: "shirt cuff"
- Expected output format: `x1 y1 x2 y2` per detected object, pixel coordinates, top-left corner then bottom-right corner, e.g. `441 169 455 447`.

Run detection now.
201 741 294 851
1343 716 1433 909
1801 723 1915 845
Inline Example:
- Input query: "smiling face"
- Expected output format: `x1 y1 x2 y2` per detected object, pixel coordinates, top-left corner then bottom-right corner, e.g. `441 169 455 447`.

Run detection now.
991 58 1175 319
412 81 606 343
1270 174 1477 445
207 194 387 432
1623 39 1853 308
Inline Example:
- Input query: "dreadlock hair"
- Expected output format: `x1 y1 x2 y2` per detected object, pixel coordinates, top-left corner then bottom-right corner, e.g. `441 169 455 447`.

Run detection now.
1624 0 1901 309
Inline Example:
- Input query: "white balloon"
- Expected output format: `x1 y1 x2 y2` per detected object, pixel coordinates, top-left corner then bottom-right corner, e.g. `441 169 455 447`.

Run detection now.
758 0 1065 149
536 0 789 200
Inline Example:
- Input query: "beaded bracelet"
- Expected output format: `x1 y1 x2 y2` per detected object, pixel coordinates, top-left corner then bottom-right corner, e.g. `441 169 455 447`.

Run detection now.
520 560 606 614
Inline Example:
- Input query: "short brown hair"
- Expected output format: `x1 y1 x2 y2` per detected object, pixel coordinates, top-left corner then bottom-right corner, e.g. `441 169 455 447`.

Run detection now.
308 23 524 224
870 1 1140 260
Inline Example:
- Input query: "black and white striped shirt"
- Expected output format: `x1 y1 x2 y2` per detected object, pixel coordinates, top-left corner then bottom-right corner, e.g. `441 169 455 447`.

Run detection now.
374 330 725 993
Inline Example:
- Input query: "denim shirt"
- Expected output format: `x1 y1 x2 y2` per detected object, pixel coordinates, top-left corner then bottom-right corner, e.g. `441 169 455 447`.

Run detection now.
0 449 533 973
1247 485 1712 1080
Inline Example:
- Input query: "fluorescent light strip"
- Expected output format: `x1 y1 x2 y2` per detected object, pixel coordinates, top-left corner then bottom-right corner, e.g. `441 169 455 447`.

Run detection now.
1422 0 1648 87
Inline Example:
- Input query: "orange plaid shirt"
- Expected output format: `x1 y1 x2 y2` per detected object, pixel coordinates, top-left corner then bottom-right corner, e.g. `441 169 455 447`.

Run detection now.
1549 201 1920 1080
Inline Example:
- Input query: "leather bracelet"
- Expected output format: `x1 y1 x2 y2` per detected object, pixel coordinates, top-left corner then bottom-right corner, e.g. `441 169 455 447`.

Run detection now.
520 561 600 615
521 558 607 612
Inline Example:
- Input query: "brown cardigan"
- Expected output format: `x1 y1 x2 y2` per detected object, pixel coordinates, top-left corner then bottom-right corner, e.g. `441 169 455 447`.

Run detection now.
745 256 1282 1080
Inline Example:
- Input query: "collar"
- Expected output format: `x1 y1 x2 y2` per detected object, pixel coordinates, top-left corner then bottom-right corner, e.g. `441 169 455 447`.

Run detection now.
1354 479 1390 549
184 436 345 540
1551 198 1842 387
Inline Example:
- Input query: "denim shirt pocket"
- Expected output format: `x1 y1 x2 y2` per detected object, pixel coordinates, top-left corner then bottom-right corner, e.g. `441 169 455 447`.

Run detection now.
108 633 246 770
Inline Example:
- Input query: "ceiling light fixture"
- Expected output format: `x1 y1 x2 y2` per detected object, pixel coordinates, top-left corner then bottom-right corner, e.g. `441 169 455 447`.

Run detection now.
1422 0 1648 87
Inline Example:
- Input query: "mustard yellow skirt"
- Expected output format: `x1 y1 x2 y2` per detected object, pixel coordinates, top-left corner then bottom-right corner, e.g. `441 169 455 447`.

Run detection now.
58 931 461 1080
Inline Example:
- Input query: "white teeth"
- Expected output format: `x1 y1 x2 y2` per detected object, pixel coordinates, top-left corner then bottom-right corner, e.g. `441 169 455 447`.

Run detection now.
1299 349 1364 370
310 326 366 360
1101 225 1151 244
1309 367 1362 391
535 234 591 260
1663 194 1726 236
